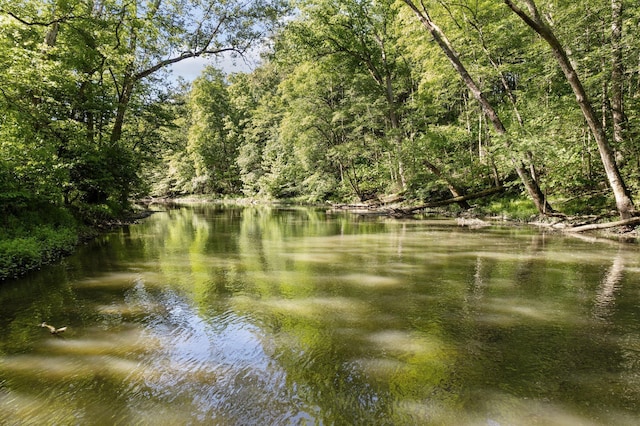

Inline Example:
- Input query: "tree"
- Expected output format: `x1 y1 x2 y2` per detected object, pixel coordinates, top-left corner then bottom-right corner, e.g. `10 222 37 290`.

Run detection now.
230 63 287 197
400 0 554 214
610 0 626 148
0 0 287 209
279 59 390 201
187 67 240 194
503 0 635 219
288 0 415 192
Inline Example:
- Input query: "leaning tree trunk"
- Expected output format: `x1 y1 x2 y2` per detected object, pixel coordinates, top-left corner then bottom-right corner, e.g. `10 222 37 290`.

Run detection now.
110 78 134 144
423 159 471 209
401 0 554 215
504 0 635 219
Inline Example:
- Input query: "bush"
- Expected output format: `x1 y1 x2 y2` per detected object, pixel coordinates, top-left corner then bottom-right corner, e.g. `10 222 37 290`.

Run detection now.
72 202 118 225
0 226 78 280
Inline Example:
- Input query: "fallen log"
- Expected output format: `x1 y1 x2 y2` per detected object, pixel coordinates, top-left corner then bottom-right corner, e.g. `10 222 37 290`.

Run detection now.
378 193 405 205
565 216 640 233
404 186 505 213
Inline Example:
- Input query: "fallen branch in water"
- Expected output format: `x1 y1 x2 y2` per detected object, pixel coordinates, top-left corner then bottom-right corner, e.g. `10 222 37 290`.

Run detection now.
565 216 640 233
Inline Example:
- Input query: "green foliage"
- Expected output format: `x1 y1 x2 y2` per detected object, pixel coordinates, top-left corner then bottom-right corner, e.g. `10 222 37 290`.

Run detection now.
186 67 241 194
480 197 539 221
0 0 288 206
3 0 640 250
175 0 633 210
0 202 78 280
556 192 614 217
0 226 78 280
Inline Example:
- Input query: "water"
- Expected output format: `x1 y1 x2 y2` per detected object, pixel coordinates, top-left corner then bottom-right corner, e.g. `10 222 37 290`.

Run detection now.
1 205 639 425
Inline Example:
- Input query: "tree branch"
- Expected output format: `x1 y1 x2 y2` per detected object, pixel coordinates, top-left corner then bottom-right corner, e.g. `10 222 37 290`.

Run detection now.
134 47 242 81
1 9 76 26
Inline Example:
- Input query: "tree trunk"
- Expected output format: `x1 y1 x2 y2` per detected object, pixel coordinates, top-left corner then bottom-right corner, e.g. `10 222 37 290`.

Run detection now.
43 22 59 48
110 78 134 145
405 185 504 212
423 159 471 209
567 216 640 233
383 64 407 191
401 0 554 215
504 0 635 219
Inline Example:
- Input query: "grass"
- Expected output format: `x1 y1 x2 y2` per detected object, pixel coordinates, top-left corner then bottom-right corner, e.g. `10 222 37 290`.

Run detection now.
475 197 540 221
0 225 78 280
0 202 112 281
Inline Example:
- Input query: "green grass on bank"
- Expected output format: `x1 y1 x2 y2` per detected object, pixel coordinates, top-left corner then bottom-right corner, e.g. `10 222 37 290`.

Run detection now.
0 225 78 280
0 199 148 281
0 204 79 280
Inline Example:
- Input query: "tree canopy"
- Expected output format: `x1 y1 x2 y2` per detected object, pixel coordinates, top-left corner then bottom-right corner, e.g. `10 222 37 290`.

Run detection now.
2 0 639 221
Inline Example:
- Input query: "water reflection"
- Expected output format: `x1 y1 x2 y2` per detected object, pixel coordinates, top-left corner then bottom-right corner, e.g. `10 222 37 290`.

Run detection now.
594 250 625 321
1 205 640 425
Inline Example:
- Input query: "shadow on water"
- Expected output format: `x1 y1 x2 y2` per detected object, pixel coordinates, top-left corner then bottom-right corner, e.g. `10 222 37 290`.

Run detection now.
1 205 640 424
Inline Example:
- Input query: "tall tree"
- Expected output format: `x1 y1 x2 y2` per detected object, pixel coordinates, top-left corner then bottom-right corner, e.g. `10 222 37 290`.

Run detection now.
400 0 554 214
187 67 240 194
610 0 626 148
290 0 414 192
503 0 635 219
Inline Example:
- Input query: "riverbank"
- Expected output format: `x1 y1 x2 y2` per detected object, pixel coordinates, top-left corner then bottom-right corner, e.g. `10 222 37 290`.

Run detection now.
0 205 156 281
2 195 637 282
328 194 638 244
153 194 640 241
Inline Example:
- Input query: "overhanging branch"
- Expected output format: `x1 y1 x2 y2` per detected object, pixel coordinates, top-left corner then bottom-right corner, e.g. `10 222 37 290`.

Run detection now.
2 9 76 26
134 47 242 81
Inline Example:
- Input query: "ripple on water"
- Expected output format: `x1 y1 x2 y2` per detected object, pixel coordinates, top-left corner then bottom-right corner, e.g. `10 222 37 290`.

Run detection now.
110 288 307 423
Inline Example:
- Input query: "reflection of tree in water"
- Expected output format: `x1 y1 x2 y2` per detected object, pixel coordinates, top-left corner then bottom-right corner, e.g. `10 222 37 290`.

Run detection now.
593 249 624 322
589 248 640 412
452 239 640 423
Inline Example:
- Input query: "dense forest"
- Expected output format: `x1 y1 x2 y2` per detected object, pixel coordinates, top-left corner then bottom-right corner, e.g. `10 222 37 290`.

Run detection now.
1 0 639 278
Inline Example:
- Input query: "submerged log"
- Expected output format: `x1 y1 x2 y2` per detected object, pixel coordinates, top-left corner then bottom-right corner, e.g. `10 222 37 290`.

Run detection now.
404 186 505 213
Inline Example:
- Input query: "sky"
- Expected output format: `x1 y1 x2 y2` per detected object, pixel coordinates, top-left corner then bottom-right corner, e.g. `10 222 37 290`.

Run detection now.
169 50 260 81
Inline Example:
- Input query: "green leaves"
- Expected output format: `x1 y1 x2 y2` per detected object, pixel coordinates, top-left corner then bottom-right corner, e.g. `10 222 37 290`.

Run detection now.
2 0 639 215
186 67 240 194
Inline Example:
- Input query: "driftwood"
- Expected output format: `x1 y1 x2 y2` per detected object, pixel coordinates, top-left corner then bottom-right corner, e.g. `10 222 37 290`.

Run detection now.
565 216 640 233
404 186 505 213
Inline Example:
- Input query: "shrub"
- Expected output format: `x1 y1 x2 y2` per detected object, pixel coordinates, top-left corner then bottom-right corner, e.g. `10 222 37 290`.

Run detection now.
0 226 78 280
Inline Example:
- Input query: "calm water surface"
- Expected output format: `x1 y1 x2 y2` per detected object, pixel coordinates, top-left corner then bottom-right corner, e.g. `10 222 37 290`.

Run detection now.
1 205 639 425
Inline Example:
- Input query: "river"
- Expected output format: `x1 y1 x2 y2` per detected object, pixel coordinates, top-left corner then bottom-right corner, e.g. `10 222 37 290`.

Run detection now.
1 205 639 425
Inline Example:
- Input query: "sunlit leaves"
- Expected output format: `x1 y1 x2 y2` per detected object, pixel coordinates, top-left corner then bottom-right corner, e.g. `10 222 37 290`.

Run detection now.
186 67 240 194
0 0 288 211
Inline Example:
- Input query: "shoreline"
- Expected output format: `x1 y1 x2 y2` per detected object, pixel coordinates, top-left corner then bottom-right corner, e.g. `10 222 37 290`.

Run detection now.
2 199 637 282
0 206 158 282
153 196 639 242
